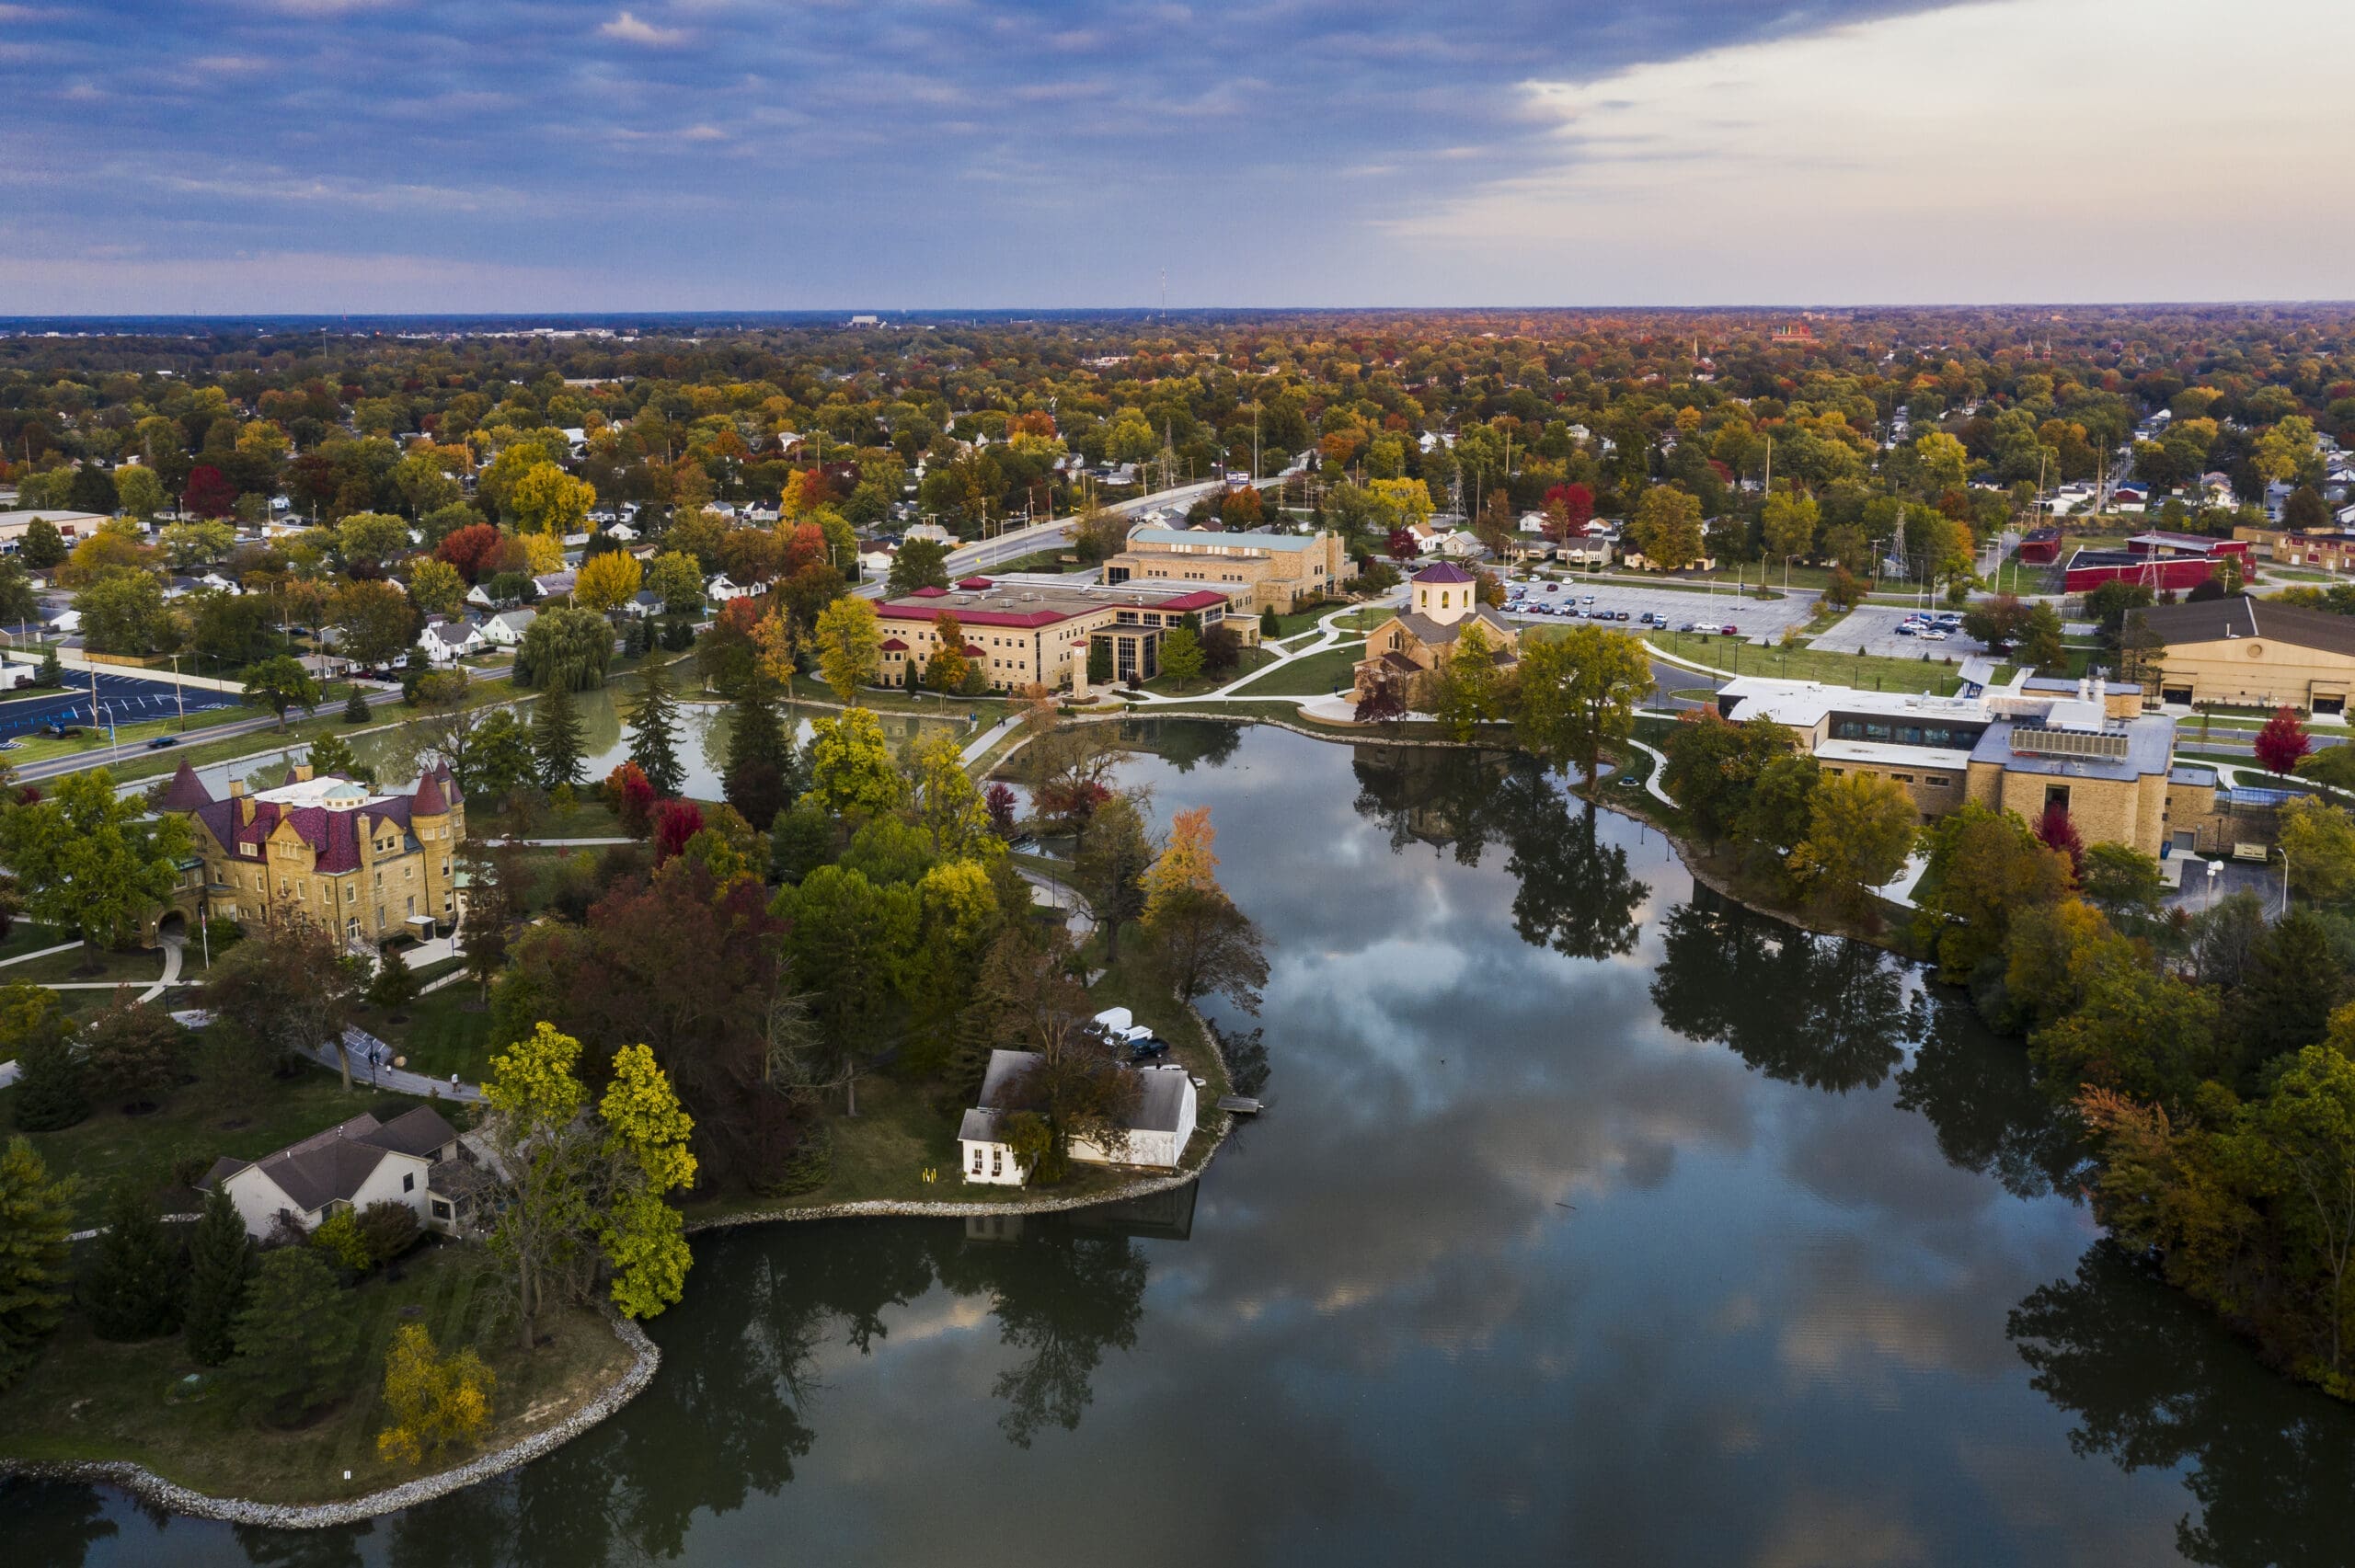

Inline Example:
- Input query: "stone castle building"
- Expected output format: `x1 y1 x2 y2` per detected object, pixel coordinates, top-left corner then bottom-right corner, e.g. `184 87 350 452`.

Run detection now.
156 760 466 945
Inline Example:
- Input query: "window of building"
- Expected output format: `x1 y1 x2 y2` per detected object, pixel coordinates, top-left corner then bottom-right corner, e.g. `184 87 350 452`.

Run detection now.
431 1199 452 1220
2045 784 2072 814
403 1173 415 1193
1924 776 1950 789
991 1148 1003 1177
970 1146 983 1174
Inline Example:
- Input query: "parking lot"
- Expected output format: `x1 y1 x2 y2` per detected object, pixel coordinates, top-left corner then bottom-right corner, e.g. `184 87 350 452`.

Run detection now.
1503 580 1818 645
0 670 243 741
1809 603 1992 660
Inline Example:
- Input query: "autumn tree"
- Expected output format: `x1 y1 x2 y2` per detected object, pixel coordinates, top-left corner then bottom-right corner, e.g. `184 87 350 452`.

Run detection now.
1787 772 1916 920
813 594 882 702
2256 705 2313 777
805 705 906 818
1630 485 1706 572
1074 792 1157 967
376 1322 496 1466
1513 624 1652 784
575 550 643 614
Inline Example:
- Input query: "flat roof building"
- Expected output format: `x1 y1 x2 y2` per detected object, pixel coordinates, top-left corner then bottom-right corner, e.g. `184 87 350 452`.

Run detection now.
1105 526 1352 614
876 576 1234 694
2133 595 2355 715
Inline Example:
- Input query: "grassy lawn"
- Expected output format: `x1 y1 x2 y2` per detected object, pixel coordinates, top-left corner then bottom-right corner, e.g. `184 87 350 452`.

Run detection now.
5 944 168 989
0 922 73 964
0 1242 631 1507
1224 645 1362 697
1140 645 1277 697
0 1075 439 1229
1255 603 1349 640
360 987 497 1083
1646 631 1970 694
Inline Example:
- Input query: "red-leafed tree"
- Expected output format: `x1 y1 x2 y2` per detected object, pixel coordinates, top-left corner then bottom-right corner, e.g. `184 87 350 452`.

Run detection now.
182 465 237 519
1385 526 1419 562
1542 482 1594 546
2036 802 2085 877
606 761 658 837
436 522 504 582
651 797 706 863
2255 705 2313 776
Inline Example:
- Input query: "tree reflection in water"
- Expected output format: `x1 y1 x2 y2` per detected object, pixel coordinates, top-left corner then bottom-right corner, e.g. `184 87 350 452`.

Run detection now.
1895 987 2094 1202
357 1218 1150 1565
2012 1242 2355 1568
1649 893 1920 1094
1350 744 1645 962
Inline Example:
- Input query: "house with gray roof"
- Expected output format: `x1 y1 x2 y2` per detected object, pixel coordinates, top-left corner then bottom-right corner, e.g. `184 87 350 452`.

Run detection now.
201 1106 471 1240
959 1046 1200 1185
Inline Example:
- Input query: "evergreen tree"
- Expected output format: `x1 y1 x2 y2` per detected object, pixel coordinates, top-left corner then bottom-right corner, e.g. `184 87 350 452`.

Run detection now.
723 683 798 831
2233 910 2344 1079
182 1185 250 1367
10 1028 86 1132
34 644 61 688
343 685 372 724
367 948 419 1015
0 1137 74 1390
232 1247 354 1424
77 1181 184 1341
626 660 685 798
532 681 586 790
770 800 835 885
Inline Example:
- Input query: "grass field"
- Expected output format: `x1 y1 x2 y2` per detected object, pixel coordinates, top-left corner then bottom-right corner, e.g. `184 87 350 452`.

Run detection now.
1645 631 1971 694
1223 646 1361 697
0 1241 629 1507
3 944 169 989
1140 645 1277 697
0 922 73 965
0 1075 438 1228
360 987 497 1082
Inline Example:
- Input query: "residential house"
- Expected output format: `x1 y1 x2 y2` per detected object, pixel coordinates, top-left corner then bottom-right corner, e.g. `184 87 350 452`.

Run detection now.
959 1047 1199 1185
419 620 486 665
706 574 756 604
201 1107 475 1239
479 607 536 647
531 568 577 601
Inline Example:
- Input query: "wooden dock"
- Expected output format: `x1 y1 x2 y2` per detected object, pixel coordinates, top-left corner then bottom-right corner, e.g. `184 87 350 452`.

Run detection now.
1216 1095 1264 1115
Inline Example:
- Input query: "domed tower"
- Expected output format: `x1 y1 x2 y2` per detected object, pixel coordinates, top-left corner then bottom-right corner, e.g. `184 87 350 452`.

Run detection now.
1410 563 1476 625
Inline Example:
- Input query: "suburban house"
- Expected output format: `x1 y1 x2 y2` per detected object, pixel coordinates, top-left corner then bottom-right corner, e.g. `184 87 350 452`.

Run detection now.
479 607 536 647
201 1107 474 1240
531 568 577 601
875 576 1235 694
419 620 486 664
1352 562 1519 704
2132 596 2355 715
1104 526 1353 613
160 761 466 944
959 1047 1199 1185
1712 674 2194 856
706 574 756 603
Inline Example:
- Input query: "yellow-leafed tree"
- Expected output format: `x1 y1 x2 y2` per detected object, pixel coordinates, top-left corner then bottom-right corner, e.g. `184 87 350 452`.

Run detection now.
575 551 643 614
375 1322 495 1466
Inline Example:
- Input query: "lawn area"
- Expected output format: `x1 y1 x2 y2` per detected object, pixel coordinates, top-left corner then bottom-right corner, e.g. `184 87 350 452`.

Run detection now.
4 944 169 989
360 987 497 1083
1140 644 1277 697
0 1074 439 1229
1223 645 1361 697
0 1241 631 1507
0 922 73 964
1646 631 1971 694
1255 602 1348 640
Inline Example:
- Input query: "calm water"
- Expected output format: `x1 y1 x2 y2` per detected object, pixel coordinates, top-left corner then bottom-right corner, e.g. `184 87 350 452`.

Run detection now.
19 722 2355 1566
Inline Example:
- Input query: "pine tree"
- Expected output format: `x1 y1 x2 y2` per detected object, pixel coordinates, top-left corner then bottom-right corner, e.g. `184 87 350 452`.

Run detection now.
722 683 797 831
78 1181 185 1341
0 1137 73 1390
626 660 685 798
367 949 419 1016
182 1185 251 1367
532 682 586 790
233 1247 354 1424
344 685 372 724
10 1027 87 1132
34 644 60 689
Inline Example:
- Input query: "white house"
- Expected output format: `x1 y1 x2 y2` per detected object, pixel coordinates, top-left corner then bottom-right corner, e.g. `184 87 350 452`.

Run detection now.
201 1107 470 1240
706 573 756 603
903 521 956 546
480 608 536 647
858 543 897 578
419 620 486 664
959 1047 1198 1185
532 568 577 601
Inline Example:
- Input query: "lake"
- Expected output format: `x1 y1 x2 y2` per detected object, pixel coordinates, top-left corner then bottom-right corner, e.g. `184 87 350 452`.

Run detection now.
16 720 2355 1566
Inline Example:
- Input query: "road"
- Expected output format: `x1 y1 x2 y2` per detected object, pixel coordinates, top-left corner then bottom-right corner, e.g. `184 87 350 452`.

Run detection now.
858 475 1288 596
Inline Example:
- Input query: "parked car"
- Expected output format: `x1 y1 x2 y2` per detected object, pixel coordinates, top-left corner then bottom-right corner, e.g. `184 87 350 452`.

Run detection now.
1895 624 1918 636
1129 1036 1171 1062
1614 610 1631 622
1921 630 1948 641
1581 594 1596 604
1680 622 1700 633
1720 624 1739 636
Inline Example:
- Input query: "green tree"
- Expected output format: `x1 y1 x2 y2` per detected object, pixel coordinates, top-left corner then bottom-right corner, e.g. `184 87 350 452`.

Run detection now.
1787 772 1916 918
1074 790 1156 966
2233 910 2343 1077
888 537 952 596
0 770 192 947
75 568 173 656
408 556 465 618
1512 624 1652 784
532 681 587 789
80 996 184 1113
18 516 65 569
1160 624 1205 685
182 1185 252 1368
1429 622 1506 742
159 519 236 569
1143 885 1269 1014
2030 956 2223 1110
773 865 921 1102
2014 606 2064 672
1660 712 1791 847
240 653 321 732
513 605 614 692
1911 802 2070 979
332 578 419 669
723 681 798 832
626 658 684 797
2279 796 2355 903
343 684 372 724
304 727 363 783
336 511 412 574
0 1137 74 1390
233 1246 354 1424
77 1181 185 1341
114 464 167 521
2246 1044 2355 1384
2077 842 2169 937
5 984 81 1132
646 550 706 615
1760 490 1819 564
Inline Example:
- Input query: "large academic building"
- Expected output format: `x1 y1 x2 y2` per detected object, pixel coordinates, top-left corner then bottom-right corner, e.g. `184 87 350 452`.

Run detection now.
1713 674 2200 857
1104 527 1353 613
875 576 1237 693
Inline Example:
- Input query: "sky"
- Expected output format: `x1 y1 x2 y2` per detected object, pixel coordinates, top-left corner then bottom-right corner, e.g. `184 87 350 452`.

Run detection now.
0 0 2345 314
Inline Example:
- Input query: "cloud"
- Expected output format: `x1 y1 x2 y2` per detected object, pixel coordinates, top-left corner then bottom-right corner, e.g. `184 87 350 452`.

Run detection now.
598 9 689 46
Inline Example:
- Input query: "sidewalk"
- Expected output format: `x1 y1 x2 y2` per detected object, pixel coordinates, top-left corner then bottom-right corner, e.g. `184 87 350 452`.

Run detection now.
307 1027 486 1104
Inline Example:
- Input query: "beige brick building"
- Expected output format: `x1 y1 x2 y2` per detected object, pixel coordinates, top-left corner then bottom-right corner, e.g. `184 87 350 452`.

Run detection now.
1715 675 2188 857
159 760 466 944
1106 527 1352 613
1352 562 1520 703
2135 597 2355 715
876 577 1238 693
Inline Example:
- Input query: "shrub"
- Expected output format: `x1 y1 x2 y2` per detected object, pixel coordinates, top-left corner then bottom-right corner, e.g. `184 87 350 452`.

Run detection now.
355 1200 421 1267
311 1207 373 1274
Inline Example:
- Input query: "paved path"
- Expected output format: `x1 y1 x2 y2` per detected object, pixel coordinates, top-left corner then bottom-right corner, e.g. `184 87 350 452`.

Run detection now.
1625 740 1676 807
483 836 636 847
308 1027 486 1104
0 940 83 969
137 935 182 1004
961 713 1024 767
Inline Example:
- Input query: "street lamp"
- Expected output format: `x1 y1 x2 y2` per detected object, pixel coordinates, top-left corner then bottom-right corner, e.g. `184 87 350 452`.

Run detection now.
2280 844 2293 918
